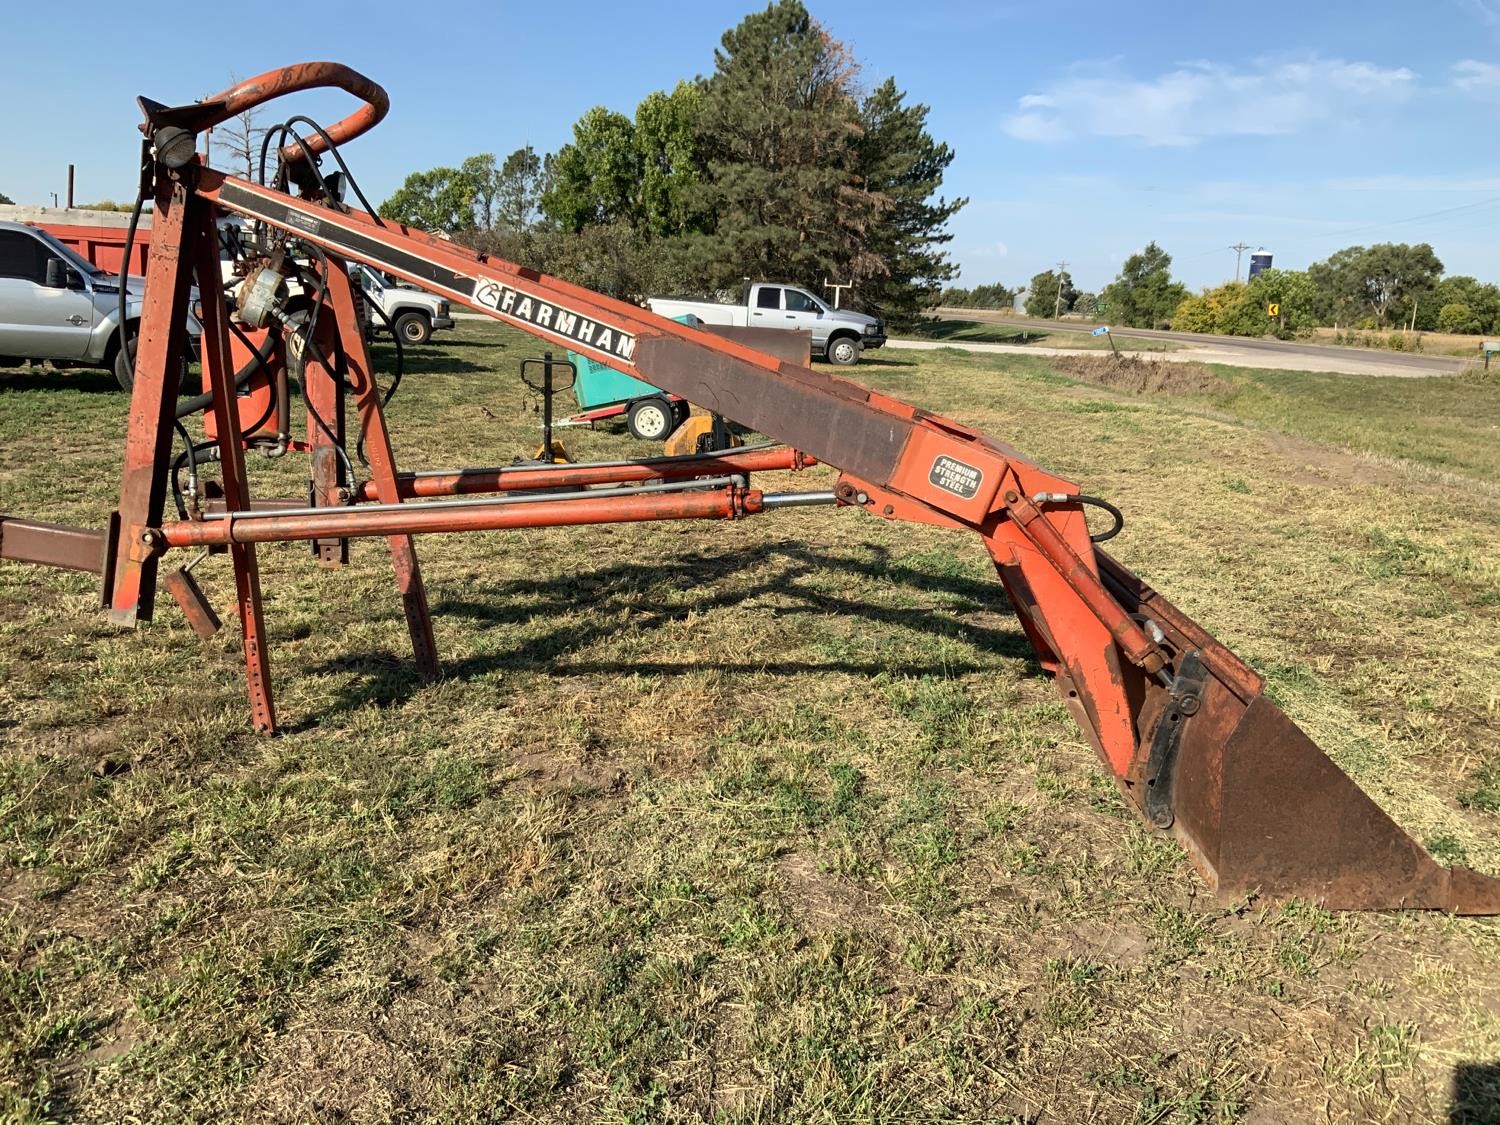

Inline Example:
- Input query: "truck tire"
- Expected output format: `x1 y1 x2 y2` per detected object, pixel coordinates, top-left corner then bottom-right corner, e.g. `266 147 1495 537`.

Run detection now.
826 335 861 366
393 310 431 345
626 397 675 442
110 326 189 392
112 329 138 391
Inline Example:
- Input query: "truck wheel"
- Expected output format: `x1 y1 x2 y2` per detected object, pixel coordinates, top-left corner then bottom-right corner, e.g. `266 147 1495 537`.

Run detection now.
112 331 137 391
627 397 675 441
393 311 431 345
827 336 861 366
110 328 189 391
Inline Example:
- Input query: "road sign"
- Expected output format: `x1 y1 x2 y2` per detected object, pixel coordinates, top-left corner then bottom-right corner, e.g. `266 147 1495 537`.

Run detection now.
1267 303 1280 317
1091 326 1110 336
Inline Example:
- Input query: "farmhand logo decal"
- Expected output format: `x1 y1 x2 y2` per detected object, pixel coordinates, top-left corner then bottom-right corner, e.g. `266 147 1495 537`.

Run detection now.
471 280 637 362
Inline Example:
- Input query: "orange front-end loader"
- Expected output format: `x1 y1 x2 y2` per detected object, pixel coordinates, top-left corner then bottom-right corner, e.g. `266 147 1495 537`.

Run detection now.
0 63 1494 914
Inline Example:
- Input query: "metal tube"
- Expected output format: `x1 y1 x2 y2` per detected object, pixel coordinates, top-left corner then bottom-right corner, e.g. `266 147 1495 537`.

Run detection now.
206 475 739 522
758 490 839 509
351 445 813 502
159 486 762 548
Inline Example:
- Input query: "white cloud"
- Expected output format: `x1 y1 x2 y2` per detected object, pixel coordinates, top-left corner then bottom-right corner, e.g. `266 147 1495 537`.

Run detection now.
971 241 1010 257
1453 59 1500 91
1003 56 1416 146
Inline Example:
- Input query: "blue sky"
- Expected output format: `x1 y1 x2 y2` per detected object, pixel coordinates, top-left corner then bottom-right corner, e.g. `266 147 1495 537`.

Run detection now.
5 0 1500 293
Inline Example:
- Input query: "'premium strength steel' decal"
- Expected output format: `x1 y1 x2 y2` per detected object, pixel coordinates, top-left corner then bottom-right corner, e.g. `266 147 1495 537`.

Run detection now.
471 280 637 362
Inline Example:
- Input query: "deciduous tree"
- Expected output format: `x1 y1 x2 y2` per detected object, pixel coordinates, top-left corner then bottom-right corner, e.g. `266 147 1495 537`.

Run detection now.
1024 269 1076 318
1101 242 1188 329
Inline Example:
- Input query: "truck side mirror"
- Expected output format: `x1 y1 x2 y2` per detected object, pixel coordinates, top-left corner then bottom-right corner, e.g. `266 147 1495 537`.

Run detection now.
44 258 67 288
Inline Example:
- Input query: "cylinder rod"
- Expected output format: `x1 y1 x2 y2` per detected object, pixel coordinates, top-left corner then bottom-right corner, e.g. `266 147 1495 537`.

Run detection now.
352 445 814 502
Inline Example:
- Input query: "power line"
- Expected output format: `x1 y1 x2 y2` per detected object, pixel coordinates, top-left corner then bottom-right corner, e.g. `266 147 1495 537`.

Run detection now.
1054 261 1069 319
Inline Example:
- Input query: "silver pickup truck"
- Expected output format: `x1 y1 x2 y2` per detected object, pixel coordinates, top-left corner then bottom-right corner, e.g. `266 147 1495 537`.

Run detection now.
648 281 885 365
0 220 199 388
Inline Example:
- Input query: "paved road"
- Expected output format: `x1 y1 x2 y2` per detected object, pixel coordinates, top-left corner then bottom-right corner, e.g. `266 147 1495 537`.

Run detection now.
934 308 1467 376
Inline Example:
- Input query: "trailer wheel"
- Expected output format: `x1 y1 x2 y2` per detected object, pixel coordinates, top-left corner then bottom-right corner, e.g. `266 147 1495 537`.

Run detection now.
826 336 861 366
627 397 675 441
393 311 431 344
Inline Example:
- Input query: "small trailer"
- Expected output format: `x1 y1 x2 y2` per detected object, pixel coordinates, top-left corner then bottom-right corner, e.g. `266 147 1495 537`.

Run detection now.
559 342 689 441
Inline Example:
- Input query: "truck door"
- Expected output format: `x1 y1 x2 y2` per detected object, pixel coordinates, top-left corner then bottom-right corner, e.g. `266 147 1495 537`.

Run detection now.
0 230 94 360
782 287 827 345
749 285 782 326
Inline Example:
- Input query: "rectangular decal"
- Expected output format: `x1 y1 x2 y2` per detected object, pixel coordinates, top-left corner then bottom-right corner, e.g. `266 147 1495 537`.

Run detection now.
471 279 636 363
929 454 983 500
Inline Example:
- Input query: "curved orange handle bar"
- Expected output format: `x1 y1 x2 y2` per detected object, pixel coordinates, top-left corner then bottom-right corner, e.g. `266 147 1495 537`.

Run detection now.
201 62 388 161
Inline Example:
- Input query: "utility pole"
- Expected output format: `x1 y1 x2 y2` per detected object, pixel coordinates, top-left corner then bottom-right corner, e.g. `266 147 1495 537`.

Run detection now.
1230 242 1251 283
1053 261 1069 319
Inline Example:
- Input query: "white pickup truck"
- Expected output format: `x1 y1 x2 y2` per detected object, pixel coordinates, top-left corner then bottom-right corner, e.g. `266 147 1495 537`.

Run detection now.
648 282 885 366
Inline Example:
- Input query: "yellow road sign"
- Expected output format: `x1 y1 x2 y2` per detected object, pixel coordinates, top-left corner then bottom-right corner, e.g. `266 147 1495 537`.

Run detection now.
1267 303 1280 317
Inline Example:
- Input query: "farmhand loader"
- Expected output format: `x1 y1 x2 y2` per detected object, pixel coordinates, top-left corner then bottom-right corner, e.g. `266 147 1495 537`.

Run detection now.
0 64 1494 915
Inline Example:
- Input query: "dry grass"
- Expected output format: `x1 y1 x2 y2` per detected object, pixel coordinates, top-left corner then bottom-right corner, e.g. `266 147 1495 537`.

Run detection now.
1049 353 1231 395
1 326 1498 1123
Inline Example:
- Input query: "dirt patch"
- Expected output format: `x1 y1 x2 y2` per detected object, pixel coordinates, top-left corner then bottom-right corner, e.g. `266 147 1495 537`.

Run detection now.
1053 353 1230 395
774 852 895 937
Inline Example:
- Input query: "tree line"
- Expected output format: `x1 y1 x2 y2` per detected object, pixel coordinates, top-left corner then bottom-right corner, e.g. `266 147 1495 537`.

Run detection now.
379 1 963 328
951 240 1493 338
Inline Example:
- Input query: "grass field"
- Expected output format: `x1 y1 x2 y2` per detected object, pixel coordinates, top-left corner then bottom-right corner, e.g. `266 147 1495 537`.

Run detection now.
2 325 1498 1123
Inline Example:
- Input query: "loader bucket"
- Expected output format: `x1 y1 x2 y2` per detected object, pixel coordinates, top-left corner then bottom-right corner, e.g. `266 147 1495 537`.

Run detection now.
1097 553 1500 915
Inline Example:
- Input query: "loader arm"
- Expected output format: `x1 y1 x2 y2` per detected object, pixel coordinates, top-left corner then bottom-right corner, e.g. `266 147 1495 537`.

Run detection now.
74 64 1500 913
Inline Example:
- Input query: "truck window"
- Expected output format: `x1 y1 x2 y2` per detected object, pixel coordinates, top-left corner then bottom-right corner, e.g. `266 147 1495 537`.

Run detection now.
755 287 781 310
0 231 47 284
785 290 820 313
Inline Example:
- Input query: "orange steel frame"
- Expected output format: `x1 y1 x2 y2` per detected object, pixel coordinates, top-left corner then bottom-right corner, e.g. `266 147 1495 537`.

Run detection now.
16 62 1489 913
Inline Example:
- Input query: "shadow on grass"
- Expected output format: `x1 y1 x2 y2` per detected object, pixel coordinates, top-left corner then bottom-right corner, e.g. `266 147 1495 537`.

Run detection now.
308 541 1040 715
1452 1062 1500 1123
849 356 920 369
0 368 119 394
913 319 1055 346
367 349 496 378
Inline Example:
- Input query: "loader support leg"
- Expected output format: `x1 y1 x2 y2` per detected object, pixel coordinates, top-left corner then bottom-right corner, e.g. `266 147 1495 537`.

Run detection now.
321 260 439 680
109 177 195 625
304 322 349 567
188 202 277 733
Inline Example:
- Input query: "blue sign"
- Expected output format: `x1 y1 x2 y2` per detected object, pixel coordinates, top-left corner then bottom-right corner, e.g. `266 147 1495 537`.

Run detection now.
1091 326 1110 336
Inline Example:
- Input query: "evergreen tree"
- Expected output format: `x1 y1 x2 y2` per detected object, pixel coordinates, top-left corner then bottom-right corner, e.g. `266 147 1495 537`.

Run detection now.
680 0 884 293
854 79 966 327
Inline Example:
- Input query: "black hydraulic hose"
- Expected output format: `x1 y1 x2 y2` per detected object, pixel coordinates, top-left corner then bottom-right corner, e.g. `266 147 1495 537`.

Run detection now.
294 333 358 487
278 115 386 226
117 145 150 384
1076 494 1124 543
1031 491 1125 543
363 297 405 408
173 309 277 419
